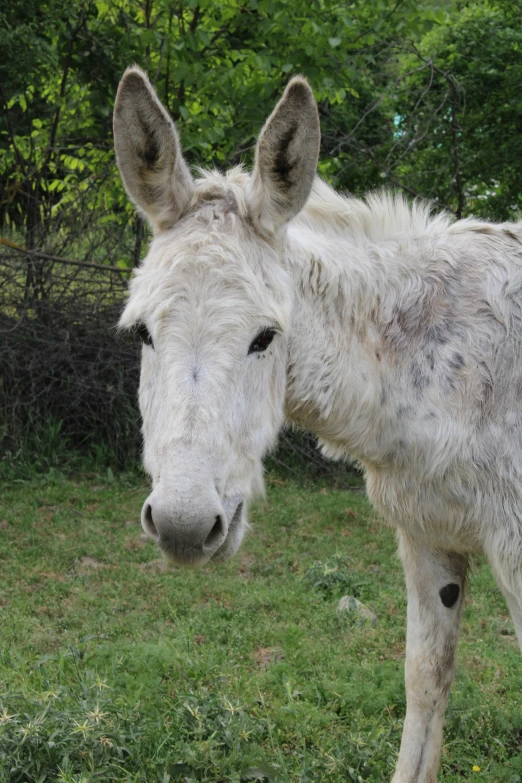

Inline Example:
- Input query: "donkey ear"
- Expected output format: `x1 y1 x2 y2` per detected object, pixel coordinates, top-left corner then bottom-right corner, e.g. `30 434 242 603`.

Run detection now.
113 66 194 233
248 77 320 237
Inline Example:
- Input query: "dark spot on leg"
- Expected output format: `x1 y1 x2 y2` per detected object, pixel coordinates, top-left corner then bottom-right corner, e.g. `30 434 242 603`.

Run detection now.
439 583 460 608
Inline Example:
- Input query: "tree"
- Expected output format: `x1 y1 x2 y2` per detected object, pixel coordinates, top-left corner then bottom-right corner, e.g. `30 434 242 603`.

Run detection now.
391 1 522 219
0 0 449 268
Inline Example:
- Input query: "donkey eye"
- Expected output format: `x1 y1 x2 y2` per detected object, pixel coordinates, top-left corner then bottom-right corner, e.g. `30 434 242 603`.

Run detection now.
135 322 154 348
249 328 277 354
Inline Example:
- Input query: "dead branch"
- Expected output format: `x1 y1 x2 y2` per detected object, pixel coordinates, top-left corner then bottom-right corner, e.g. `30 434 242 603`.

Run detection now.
0 238 130 274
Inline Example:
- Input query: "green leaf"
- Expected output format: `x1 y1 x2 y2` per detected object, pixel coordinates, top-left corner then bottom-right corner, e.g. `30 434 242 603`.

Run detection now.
169 763 193 778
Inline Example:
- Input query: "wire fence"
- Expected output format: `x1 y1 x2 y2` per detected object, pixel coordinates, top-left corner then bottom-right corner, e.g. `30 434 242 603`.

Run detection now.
0 247 358 485
0 247 139 466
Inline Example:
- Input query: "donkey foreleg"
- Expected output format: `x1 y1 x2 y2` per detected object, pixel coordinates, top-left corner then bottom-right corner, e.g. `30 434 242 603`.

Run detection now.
486 542 522 652
392 532 468 783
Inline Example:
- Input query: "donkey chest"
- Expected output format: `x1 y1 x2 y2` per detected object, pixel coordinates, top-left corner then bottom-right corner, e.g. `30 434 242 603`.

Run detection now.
363 465 484 553
314 402 488 552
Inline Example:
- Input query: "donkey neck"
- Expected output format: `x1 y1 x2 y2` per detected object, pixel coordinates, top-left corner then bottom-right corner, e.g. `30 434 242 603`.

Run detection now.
282 194 454 469
283 223 392 464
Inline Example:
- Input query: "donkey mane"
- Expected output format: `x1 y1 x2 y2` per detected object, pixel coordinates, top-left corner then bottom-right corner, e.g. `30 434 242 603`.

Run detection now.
193 166 454 245
191 166 251 218
299 178 454 243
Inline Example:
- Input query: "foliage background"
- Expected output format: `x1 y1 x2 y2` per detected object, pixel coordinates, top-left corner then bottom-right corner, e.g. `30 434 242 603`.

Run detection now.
1 6 522 780
1 0 522 472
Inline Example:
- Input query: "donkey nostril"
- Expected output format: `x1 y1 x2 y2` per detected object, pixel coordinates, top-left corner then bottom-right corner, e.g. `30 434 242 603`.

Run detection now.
143 503 158 538
204 515 225 549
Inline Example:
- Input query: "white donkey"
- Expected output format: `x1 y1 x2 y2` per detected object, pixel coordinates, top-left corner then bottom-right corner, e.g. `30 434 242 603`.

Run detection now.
114 68 522 781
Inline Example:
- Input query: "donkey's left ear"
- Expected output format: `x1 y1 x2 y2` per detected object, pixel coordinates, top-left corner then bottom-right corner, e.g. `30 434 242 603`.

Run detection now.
114 66 194 233
248 77 320 237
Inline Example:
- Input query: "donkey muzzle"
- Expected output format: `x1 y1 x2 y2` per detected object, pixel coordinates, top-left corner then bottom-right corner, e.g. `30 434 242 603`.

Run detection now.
141 483 243 565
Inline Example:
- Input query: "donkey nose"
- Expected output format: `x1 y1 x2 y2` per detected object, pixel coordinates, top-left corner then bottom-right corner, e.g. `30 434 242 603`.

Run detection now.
141 494 228 564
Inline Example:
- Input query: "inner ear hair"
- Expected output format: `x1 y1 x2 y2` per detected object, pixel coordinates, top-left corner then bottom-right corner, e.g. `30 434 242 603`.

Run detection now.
113 66 194 233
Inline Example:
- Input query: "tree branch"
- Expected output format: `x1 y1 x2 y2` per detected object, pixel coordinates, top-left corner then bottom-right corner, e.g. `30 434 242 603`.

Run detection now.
0 238 130 274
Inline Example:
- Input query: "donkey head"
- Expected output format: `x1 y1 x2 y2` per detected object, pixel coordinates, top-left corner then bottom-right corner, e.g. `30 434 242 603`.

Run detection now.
114 68 320 565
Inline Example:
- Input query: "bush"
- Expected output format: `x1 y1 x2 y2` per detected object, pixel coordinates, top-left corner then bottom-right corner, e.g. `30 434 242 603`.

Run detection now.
0 251 359 486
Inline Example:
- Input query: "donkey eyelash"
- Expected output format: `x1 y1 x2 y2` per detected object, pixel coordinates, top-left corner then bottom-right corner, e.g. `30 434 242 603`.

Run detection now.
134 322 154 348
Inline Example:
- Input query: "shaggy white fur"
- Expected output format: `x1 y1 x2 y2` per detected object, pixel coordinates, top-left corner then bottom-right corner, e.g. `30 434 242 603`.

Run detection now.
114 67 522 783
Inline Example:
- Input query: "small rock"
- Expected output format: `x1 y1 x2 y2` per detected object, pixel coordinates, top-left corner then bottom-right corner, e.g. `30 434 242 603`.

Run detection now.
253 646 285 667
337 595 377 626
77 556 104 570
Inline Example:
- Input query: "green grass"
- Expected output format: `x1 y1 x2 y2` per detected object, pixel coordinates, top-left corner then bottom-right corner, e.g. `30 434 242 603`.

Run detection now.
0 472 520 782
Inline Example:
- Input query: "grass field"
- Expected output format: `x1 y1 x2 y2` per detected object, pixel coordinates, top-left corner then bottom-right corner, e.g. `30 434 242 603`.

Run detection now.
0 472 520 782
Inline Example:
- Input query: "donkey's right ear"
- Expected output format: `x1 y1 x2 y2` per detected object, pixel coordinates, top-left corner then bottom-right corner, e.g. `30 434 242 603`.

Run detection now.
113 67 194 233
